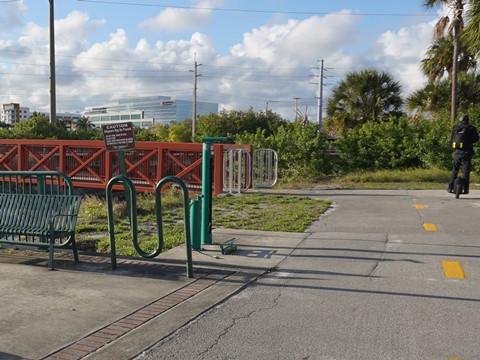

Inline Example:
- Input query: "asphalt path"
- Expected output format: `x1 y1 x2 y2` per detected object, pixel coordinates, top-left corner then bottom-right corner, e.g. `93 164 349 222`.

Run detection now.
134 189 480 360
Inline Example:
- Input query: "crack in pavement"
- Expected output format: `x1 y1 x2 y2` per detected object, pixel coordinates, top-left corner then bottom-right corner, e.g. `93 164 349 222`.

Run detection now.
196 288 282 358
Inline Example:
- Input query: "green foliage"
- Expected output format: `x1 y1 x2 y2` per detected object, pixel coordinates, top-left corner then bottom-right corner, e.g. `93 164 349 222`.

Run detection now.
331 106 480 174
168 120 192 142
72 117 102 140
325 69 403 134
237 121 333 180
421 36 476 82
407 73 480 116
134 127 159 142
196 108 287 141
334 115 447 172
9 113 71 139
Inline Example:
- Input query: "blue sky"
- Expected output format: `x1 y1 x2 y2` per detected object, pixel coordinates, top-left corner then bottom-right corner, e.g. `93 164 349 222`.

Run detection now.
0 0 447 120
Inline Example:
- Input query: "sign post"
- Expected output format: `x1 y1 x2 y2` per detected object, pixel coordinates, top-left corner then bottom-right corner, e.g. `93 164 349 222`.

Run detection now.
102 122 136 222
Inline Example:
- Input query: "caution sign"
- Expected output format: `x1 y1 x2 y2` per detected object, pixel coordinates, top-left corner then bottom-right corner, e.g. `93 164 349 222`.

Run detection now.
102 122 135 152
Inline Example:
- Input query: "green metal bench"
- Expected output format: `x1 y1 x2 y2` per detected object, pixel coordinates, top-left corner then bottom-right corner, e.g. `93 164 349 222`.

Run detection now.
0 193 83 270
220 237 239 255
0 171 83 269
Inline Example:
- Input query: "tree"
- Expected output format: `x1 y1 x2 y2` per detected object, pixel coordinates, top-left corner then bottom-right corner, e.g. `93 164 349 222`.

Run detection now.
406 79 450 117
423 0 468 123
72 116 101 140
463 0 480 56
75 117 93 131
421 36 476 81
168 120 193 142
196 108 287 141
325 69 403 133
406 72 480 117
11 113 70 139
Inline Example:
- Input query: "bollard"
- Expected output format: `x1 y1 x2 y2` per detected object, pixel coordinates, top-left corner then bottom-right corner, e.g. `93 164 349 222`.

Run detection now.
190 194 203 251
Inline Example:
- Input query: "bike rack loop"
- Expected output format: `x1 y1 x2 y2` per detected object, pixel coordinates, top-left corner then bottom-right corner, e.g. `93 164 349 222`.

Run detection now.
106 175 193 278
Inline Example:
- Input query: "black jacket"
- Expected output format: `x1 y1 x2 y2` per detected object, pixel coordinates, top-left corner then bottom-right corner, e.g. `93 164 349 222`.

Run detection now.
450 123 479 153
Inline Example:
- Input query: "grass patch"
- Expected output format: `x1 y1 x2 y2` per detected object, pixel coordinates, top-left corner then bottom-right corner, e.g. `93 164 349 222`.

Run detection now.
279 168 480 190
213 193 329 232
75 192 330 257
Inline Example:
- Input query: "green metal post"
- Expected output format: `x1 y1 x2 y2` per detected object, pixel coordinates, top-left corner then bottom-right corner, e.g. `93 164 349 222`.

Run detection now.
118 151 133 225
201 141 213 244
200 136 235 245
190 194 203 250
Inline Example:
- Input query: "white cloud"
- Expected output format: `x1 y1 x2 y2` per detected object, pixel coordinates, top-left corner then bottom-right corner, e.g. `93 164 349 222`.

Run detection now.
140 0 224 32
228 10 358 65
370 20 437 96
0 7 440 119
0 1 27 33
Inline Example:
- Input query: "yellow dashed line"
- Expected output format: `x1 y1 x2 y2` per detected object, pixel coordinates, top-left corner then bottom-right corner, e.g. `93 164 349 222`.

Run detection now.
415 204 425 209
423 223 438 231
442 260 465 279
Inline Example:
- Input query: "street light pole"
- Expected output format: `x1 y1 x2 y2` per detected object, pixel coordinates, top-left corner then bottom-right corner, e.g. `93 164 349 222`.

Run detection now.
49 0 56 124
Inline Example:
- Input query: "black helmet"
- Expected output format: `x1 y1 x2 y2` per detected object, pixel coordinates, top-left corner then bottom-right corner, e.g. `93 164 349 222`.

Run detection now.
460 114 470 124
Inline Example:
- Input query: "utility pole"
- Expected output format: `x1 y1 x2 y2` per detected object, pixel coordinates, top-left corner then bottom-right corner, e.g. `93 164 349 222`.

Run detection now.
317 59 324 132
293 97 300 120
49 0 56 124
265 100 279 112
310 59 327 132
191 56 202 141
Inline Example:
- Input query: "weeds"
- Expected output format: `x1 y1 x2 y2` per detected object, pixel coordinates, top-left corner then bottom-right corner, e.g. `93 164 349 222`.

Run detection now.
75 191 330 257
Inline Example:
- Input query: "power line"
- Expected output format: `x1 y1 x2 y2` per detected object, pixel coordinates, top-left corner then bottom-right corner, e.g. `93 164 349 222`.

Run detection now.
76 0 439 17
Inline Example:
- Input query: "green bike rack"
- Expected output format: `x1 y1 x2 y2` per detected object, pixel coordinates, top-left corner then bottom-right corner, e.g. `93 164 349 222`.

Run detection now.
106 175 193 278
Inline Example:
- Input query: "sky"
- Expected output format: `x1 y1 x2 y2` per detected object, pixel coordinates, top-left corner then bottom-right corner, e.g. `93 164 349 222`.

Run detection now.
0 0 449 121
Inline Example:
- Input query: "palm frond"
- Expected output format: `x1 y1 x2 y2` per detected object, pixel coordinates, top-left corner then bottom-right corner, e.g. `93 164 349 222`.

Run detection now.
434 16 450 38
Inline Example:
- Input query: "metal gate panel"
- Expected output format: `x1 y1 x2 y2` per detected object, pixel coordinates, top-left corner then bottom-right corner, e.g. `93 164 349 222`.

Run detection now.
253 148 278 188
223 149 251 194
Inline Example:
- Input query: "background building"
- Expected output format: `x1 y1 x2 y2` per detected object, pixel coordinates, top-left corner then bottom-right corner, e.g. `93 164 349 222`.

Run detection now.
84 96 218 127
1 103 29 126
85 109 154 129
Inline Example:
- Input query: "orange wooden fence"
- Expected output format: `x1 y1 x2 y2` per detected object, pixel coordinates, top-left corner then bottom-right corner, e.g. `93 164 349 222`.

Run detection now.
0 140 252 195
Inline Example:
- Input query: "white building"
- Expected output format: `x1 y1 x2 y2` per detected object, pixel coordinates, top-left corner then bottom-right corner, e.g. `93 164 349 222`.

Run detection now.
84 96 218 127
1 103 29 126
84 109 154 129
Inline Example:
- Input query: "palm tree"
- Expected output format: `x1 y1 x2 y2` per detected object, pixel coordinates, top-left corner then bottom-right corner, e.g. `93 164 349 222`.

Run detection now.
423 0 466 123
421 36 476 81
325 69 402 132
75 117 94 131
463 0 480 56
407 72 480 117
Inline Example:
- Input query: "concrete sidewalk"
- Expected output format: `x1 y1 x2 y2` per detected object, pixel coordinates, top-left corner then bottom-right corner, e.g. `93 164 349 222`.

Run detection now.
0 228 307 360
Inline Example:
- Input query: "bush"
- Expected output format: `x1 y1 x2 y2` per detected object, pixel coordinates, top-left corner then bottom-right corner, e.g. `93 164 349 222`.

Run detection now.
334 116 423 172
237 121 334 181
